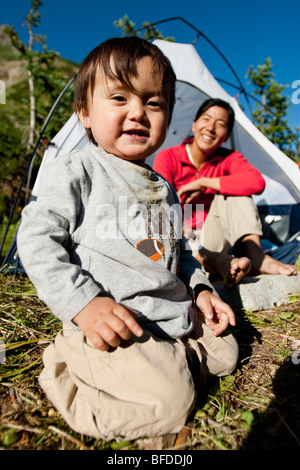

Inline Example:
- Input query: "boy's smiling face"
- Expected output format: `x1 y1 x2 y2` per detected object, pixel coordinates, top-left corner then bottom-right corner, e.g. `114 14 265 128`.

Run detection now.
78 57 169 167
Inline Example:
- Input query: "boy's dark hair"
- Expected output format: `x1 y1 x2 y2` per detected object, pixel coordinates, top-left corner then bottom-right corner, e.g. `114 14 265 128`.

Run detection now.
74 36 177 144
194 98 235 135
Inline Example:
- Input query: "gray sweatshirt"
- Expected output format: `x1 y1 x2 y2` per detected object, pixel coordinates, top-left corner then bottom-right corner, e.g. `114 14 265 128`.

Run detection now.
17 147 212 338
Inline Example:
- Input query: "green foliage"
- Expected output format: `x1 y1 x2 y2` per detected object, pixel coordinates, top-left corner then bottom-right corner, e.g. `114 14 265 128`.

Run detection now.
0 1 78 223
3 2 76 146
113 14 175 41
113 14 136 36
0 217 19 257
0 42 19 61
246 58 298 160
26 0 43 29
2 428 19 447
296 254 300 272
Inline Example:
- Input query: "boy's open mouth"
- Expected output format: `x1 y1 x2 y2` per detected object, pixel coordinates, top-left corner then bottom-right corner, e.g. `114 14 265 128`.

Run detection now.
123 129 149 137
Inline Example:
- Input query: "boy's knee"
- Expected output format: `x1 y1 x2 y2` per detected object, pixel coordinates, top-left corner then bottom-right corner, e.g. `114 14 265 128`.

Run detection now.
153 347 196 412
151 369 196 435
216 333 239 376
194 327 239 378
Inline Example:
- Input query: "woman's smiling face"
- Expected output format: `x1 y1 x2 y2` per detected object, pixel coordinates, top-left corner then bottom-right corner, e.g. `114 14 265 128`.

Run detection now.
191 105 230 158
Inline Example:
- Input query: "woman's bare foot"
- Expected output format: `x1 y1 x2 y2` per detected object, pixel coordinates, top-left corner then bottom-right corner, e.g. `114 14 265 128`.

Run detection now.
236 234 297 276
251 253 297 276
226 256 251 287
196 248 251 288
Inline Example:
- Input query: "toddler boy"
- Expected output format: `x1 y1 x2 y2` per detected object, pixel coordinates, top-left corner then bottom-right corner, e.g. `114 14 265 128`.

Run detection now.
17 37 238 440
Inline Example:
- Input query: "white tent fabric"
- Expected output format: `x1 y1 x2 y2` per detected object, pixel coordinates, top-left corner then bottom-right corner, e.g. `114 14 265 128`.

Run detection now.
32 40 300 210
151 40 300 207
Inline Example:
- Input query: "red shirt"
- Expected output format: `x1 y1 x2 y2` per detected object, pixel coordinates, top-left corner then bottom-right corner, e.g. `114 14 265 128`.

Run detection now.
153 143 265 230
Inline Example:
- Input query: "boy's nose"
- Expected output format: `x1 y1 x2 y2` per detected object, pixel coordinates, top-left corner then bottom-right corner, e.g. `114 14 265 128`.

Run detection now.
127 101 146 121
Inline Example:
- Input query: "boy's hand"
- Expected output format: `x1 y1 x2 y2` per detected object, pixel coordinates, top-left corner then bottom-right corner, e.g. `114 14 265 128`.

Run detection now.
73 296 143 351
195 290 236 336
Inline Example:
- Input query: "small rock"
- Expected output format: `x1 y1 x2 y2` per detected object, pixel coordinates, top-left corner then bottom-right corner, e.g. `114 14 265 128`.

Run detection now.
214 274 300 311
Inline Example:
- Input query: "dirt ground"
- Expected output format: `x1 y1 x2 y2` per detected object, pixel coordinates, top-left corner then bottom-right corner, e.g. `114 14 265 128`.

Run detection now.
0 275 300 450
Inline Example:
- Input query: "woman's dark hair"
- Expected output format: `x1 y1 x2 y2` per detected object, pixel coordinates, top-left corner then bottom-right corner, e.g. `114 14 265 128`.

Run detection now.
194 98 235 134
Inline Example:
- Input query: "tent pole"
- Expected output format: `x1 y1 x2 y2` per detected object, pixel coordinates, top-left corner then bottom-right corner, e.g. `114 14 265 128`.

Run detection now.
128 16 253 118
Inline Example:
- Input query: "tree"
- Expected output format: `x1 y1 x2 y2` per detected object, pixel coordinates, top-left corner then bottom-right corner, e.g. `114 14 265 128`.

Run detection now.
5 1 46 150
1 1 76 223
246 58 298 160
4 1 74 154
113 14 175 41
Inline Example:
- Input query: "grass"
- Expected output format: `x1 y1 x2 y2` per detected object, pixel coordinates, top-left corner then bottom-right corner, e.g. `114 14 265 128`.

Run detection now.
0 273 300 450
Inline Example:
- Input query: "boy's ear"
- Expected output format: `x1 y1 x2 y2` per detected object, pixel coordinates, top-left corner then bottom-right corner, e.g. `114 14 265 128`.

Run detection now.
77 109 91 128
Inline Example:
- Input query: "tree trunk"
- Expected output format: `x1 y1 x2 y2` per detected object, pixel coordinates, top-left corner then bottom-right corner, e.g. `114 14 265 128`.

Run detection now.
26 13 35 151
27 71 35 150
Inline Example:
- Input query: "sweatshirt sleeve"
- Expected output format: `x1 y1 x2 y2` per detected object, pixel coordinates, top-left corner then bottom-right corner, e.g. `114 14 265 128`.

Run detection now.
165 183 216 297
177 237 217 302
17 157 102 324
219 151 265 196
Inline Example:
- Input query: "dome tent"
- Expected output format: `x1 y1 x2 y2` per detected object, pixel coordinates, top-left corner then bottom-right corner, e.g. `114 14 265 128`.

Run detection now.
1 37 300 271
31 39 300 242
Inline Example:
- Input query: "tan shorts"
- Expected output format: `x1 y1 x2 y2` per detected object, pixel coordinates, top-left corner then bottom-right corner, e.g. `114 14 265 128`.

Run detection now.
187 194 263 256
39 318 238 440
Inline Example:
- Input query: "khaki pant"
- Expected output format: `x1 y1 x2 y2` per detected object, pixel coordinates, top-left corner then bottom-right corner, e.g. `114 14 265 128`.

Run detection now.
188 195 263 256
39 317 238 440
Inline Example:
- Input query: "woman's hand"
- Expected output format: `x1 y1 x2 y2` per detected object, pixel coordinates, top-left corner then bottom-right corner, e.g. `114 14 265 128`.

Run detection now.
177 179 204 204
177 177 221 204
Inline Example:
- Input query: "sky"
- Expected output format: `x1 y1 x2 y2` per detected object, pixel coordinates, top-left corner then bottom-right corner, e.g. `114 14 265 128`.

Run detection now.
1 0 299 131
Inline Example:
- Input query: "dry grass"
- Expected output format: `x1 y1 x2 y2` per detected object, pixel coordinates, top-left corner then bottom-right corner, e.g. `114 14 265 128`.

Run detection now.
1 274 300 450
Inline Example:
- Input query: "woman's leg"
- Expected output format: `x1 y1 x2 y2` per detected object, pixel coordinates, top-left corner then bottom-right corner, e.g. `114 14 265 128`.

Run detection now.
202 195 262 253
195 246 251 287
185 195 254 286
202 195 296 276
234 233 297 275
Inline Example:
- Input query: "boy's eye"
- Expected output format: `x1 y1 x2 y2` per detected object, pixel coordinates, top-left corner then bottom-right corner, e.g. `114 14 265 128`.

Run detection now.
112 95 126 102
148 100 164 109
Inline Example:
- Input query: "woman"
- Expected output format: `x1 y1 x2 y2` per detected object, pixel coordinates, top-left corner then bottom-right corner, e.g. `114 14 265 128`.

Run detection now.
153 98 296 283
